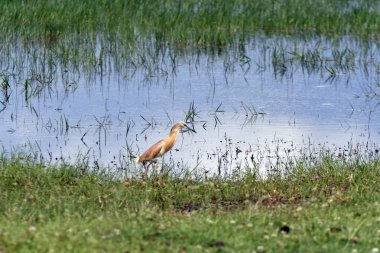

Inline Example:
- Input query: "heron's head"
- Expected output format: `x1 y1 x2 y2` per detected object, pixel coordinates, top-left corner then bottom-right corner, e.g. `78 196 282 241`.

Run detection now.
170 121 196 134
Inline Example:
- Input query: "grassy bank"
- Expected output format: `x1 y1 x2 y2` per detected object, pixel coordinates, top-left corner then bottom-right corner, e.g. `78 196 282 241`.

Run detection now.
1 0 379 46
0 154 379 252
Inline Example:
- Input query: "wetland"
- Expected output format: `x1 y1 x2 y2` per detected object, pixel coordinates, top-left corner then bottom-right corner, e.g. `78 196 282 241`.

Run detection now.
1 1 380 252
1 34 379 177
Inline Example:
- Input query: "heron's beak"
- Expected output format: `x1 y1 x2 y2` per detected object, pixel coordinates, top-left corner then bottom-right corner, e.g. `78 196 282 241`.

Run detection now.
184 124 196 133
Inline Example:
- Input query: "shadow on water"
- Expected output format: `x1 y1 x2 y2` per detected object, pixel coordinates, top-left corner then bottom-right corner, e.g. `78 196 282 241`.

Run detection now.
0 34 379 178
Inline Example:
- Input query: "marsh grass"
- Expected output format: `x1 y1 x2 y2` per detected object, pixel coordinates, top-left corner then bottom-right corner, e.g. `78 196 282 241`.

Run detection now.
0 151 379 252
1 36 377 98
0 0 379 85
1 0 380 45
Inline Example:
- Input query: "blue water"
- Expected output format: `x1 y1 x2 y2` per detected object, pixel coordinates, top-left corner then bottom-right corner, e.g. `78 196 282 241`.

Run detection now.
0 35 379 177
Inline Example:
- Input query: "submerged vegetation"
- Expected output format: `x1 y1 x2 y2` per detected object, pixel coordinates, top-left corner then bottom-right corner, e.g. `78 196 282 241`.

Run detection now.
0 0 379 77
0 153 379 252
0 0 379 91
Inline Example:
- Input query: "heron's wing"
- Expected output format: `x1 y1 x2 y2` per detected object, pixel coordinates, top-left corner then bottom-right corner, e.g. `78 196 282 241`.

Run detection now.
138 140 165 162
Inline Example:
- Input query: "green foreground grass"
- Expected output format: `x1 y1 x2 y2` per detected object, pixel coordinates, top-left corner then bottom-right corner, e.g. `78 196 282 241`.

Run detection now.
0 155 379 252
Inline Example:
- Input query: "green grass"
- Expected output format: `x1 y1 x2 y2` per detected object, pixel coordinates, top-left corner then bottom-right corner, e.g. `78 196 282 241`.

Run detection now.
0 153 379 252
1 0 379 46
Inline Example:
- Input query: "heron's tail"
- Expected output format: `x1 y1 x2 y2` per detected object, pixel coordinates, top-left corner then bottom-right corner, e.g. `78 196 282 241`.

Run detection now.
134 156 140 164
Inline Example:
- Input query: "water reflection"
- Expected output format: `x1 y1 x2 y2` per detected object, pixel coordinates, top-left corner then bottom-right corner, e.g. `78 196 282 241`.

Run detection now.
0 35 379 177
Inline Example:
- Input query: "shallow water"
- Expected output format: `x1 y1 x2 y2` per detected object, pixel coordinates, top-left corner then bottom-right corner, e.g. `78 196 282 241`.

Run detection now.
0 35 379 177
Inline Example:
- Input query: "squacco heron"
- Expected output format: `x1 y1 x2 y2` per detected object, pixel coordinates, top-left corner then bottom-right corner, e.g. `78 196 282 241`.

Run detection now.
135 121 196 174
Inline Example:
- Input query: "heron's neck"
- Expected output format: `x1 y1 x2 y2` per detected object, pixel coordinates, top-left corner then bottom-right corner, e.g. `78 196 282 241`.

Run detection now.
168 129 180 141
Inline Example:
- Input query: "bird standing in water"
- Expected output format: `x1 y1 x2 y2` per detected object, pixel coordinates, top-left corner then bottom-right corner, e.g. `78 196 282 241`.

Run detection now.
135 121 196 174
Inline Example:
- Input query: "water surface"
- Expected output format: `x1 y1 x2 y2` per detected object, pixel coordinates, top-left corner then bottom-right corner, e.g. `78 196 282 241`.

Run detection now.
0 35 379 177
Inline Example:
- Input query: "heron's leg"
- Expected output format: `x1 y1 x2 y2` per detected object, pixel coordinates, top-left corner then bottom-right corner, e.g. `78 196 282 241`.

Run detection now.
148 158 159 174
142 161 151 179
149 162 154 175
142 160 158 178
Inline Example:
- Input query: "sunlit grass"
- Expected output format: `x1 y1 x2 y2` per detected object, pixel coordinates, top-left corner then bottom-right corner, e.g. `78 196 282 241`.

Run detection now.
1 0 380 45
0 151 379 252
